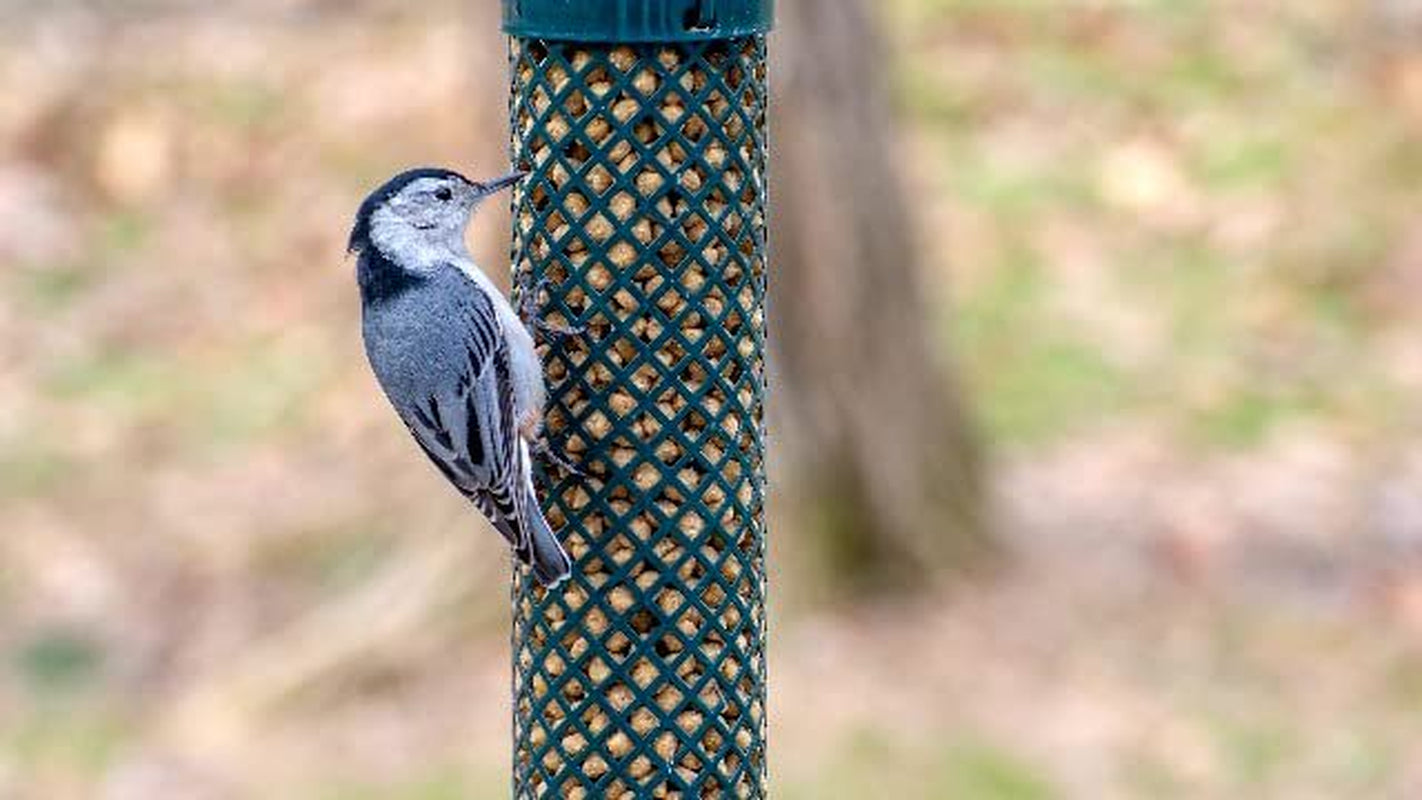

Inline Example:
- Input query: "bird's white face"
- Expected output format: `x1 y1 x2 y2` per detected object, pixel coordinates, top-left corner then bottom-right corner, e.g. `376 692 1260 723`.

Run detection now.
366 172 527 270
368 175 479 265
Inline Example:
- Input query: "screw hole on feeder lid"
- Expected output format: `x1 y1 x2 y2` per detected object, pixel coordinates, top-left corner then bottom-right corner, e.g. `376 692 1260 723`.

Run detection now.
683 5 716 33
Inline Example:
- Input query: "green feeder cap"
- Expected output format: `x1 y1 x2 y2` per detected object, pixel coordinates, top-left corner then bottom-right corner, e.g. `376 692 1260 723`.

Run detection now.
503 0 773 42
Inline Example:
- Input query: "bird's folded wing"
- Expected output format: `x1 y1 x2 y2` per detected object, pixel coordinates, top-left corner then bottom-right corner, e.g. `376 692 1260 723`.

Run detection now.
401 290 531 557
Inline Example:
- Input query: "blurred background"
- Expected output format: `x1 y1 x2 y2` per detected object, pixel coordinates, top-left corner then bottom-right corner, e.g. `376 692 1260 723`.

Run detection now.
4 0 1422 797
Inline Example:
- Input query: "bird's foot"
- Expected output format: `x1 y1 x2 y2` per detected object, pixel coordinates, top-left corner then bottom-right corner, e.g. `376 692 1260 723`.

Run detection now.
532 436 585 477
515 273 546 326
517 274 587 344
534 317 587 344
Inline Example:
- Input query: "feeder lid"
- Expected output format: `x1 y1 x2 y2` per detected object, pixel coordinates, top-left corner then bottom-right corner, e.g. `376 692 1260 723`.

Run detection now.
503 0 773 42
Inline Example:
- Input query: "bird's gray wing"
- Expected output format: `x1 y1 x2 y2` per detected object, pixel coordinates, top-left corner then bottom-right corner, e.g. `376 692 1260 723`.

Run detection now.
400 284 533 563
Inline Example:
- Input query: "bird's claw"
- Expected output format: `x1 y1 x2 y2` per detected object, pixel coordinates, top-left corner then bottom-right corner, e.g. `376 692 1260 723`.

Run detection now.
515 274 547 325
535 318 587 343
533 436 585 477
517 274 587 345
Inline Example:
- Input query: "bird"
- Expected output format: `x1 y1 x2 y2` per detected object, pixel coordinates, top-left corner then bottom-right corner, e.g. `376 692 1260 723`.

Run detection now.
348 166 572 587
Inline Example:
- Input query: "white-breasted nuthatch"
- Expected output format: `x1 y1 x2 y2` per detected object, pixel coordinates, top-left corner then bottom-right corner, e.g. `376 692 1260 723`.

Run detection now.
348 166 572 587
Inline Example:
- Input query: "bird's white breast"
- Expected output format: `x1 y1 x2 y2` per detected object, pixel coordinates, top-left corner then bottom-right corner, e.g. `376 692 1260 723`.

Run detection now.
457 258 547 438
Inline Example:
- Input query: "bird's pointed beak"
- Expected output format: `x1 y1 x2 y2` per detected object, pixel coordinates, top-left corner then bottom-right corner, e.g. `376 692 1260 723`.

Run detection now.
471 170 529 198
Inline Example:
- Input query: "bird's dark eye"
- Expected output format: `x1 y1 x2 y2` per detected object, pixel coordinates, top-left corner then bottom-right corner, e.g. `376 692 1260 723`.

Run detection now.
435 186 454 202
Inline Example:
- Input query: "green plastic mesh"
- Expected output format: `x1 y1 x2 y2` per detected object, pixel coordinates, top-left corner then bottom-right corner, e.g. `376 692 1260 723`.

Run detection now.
507 35 768 799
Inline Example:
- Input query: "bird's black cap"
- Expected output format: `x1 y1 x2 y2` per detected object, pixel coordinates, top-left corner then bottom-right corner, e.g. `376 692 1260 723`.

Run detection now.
348 167 472 254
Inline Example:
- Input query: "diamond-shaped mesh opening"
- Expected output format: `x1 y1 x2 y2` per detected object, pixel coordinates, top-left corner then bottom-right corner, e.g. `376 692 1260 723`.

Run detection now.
510 37 767 800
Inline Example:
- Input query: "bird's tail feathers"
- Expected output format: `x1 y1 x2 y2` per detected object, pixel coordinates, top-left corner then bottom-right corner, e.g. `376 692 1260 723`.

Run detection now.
476 492 571 588
523 494 572 587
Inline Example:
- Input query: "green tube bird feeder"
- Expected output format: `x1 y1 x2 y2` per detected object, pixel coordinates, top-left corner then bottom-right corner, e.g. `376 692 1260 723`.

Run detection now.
504 0 772 796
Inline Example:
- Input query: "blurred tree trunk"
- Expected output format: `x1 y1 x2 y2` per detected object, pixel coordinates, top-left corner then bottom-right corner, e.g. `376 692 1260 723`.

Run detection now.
771 0 992 592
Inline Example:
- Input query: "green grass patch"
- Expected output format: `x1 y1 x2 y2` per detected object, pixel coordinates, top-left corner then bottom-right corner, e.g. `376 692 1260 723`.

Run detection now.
782 726 1058 800
252 522 400 596
0 442 73 500
7 706 129 780
191 78 288 131
947 147 1099 220
15 629 104 695
935 740 1057 800
44 348 179 414
194 339 330 451
972 337 1131 445
99 209 152 253
315 763 502 800
1210 715 1294 788
18 261 100 311
1186 387 1321 450
1194 134 1292 191
954 259 1133 444
43 337 329 456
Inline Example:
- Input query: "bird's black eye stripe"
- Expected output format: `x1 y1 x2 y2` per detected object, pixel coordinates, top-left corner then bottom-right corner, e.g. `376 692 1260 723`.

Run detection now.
435 186 454 202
